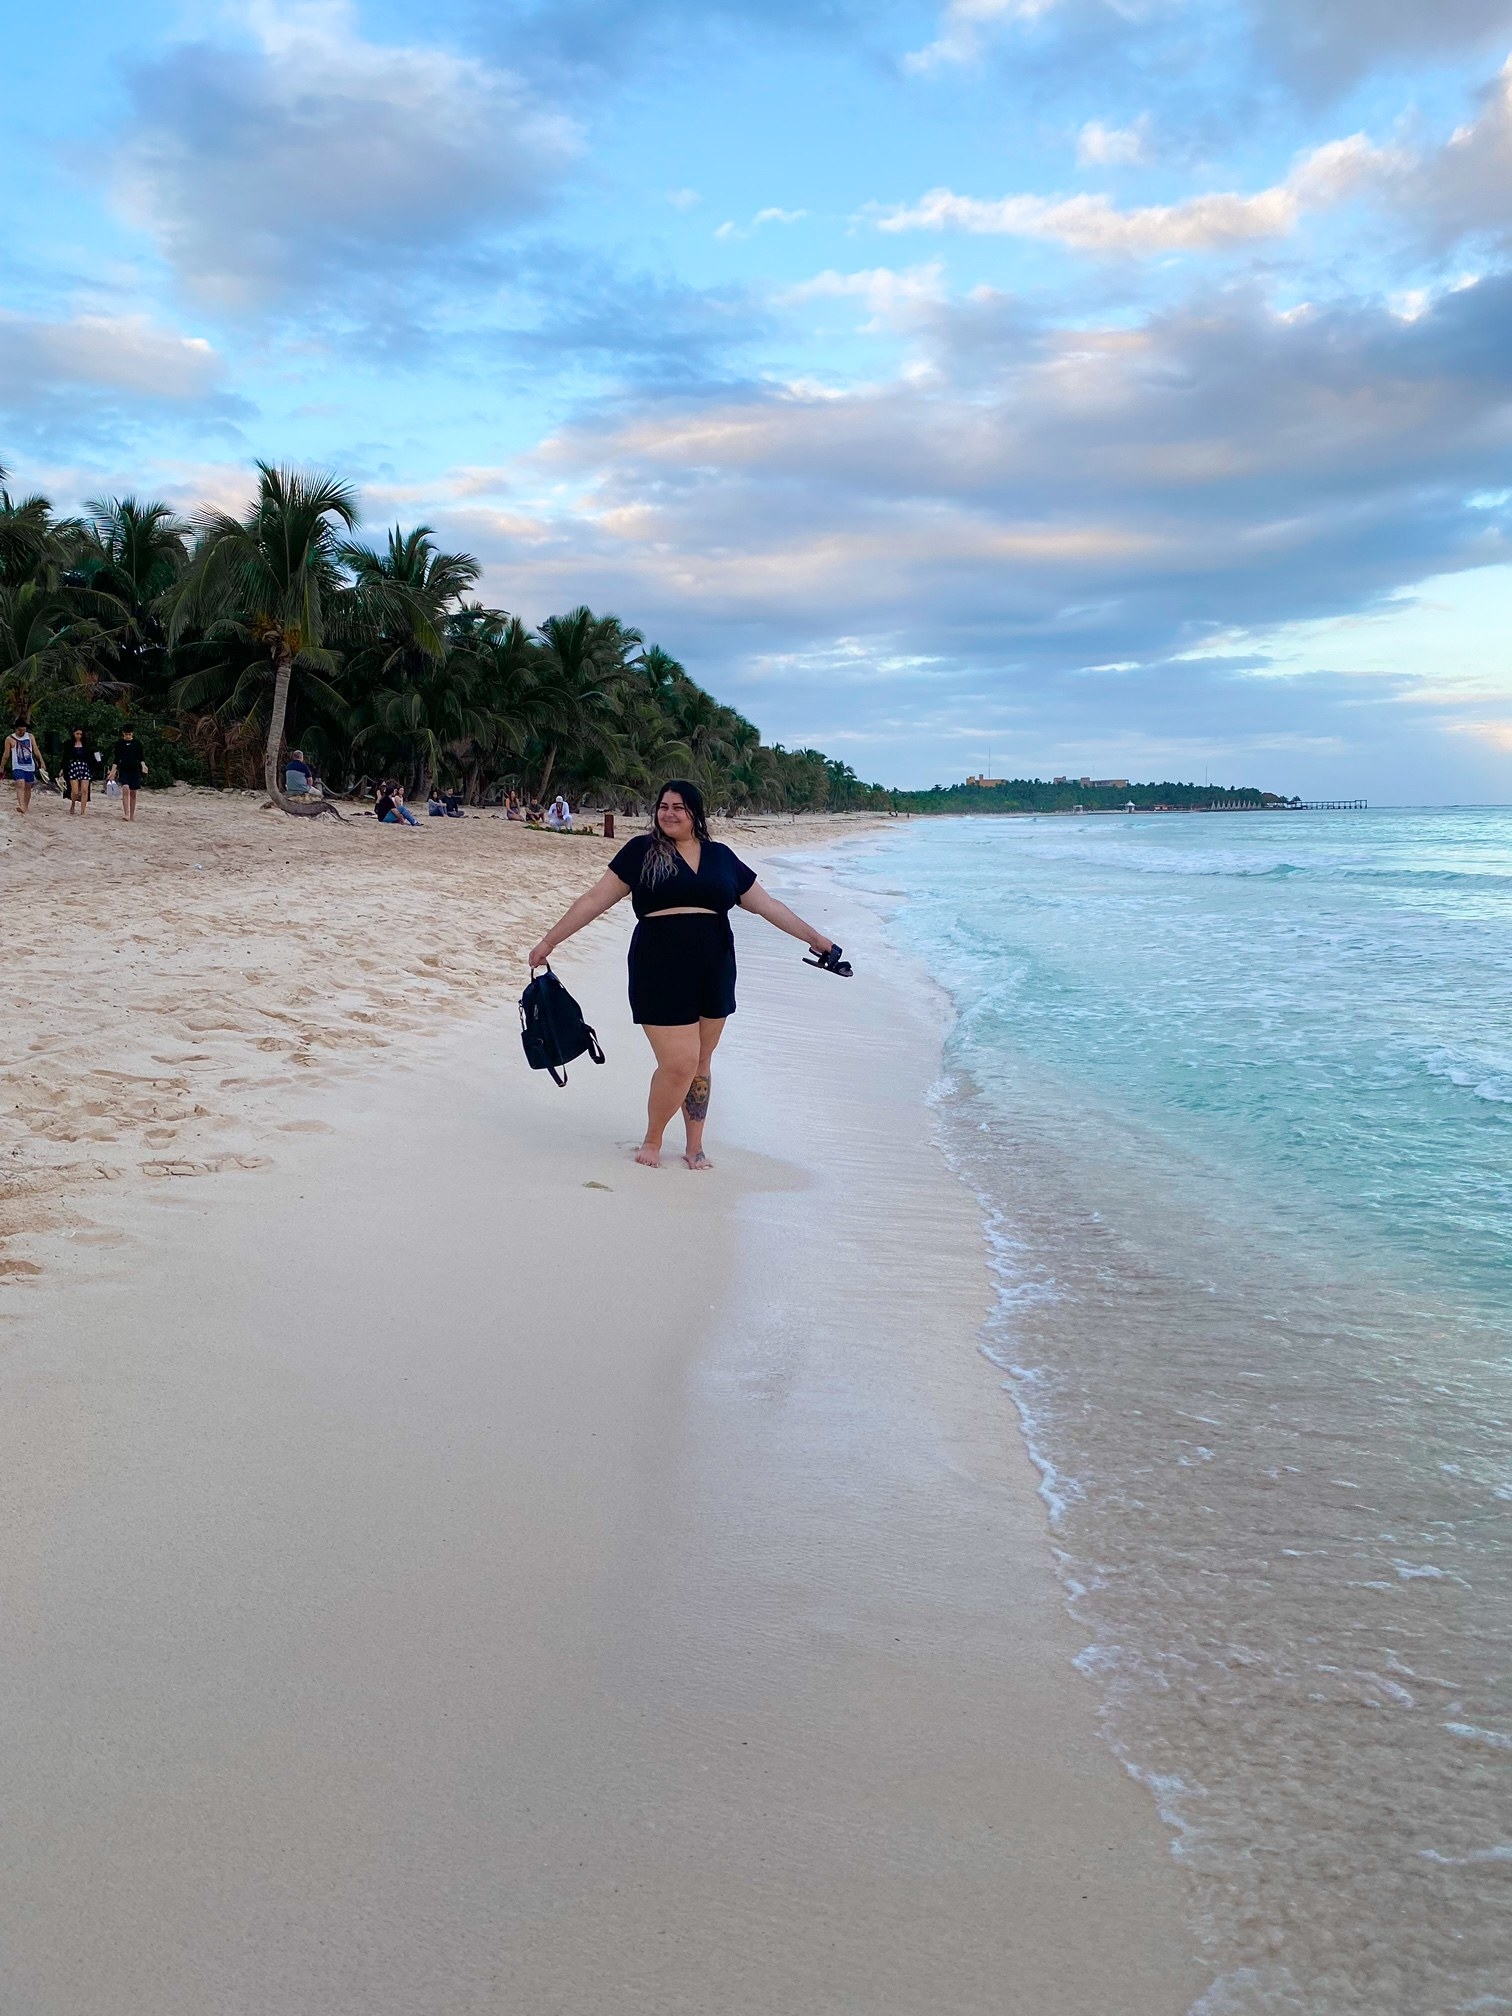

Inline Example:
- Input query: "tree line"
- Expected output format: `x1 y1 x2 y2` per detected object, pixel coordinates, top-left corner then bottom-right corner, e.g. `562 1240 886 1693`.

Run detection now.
0 460 895 818
893 779 1299 814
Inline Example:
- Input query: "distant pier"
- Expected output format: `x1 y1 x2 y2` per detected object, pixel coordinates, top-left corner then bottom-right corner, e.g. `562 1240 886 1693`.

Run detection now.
1295 800 1368 811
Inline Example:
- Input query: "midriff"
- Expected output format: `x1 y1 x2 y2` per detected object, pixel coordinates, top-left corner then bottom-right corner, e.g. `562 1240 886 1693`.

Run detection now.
643 906 719 919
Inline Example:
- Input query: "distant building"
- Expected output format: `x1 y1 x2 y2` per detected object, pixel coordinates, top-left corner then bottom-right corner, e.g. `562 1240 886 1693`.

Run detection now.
965 775 1009 787
1053 775 1069 785
1091 779 1130 790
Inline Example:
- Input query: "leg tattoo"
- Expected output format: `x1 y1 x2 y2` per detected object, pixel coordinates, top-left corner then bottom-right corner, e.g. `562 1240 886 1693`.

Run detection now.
683 1072 711 1123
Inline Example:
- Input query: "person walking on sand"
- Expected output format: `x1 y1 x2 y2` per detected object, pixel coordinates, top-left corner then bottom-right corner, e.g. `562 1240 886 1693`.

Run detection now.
4 719 38 813
527 778 842 1171
109 725 147 820
64 727 93 814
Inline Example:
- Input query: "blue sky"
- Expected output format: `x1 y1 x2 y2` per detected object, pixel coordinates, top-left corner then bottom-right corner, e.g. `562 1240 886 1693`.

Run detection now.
5 0 1512 798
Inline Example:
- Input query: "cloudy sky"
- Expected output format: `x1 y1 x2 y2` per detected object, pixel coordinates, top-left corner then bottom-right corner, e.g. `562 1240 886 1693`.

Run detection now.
6 0 1512 798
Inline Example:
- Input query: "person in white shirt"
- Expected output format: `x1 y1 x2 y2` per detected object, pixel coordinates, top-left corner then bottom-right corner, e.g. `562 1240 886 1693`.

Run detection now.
545 795 573 830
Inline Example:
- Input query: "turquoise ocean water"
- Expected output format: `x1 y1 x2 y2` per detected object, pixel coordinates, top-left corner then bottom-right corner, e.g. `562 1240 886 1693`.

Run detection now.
823 809 1512 2016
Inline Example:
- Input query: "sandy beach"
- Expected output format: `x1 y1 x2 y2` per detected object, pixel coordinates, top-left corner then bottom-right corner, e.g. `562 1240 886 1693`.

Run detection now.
0 790 884 1275
0 791 1203 2013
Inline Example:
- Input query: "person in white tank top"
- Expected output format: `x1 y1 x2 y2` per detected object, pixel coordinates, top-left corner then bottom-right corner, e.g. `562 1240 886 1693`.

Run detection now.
4 720 38 814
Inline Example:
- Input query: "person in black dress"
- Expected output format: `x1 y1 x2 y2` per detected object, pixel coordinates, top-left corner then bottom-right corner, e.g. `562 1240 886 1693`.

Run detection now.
64 727 93 814
528 780 840 1169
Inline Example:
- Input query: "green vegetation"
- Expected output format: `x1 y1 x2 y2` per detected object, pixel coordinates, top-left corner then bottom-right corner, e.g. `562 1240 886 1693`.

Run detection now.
0 461 894 814
889 778 1300 814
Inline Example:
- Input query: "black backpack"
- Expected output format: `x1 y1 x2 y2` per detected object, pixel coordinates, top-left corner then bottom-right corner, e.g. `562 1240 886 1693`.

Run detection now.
519 967 606 1087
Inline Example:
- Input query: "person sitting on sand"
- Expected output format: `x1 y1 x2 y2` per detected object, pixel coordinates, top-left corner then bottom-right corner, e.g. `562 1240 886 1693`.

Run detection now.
284 749 316 798
525 801 546 826
376 781 419 827
528 777 842 1173
5 719 38 814
64 727 93 813
503 790 523 820
109 726 148 821
545 794 573 831
427 789 446 817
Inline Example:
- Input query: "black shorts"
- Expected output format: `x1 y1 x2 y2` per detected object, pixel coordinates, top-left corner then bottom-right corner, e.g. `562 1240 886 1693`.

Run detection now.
627 914 737 1025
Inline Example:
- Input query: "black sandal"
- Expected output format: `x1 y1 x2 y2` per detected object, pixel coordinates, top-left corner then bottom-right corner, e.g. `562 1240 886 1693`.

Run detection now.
803 943 853 977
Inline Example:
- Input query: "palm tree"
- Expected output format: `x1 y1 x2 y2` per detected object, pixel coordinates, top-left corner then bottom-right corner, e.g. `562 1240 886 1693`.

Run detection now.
170 463 359 816
0 577 87 721
339 526 480 795
72 497 189 698
445 606 565 802
0 479 67 591
532 607 643 798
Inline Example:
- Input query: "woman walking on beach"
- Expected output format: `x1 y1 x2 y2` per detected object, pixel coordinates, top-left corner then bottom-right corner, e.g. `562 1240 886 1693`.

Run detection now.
4 719 38 813
528 780 841 1170
64 728 93 813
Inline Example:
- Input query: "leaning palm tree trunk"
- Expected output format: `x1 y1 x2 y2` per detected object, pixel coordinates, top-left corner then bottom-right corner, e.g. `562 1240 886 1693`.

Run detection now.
264 650 340 819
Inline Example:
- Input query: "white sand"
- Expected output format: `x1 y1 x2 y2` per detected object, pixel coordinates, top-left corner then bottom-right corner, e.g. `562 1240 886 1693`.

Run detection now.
0 788 885 1270
0 803 1204 2013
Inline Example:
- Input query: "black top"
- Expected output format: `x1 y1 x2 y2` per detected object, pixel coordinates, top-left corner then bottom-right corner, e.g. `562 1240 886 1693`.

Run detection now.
375 793 395 821
113 737 144 781
609 833 758 920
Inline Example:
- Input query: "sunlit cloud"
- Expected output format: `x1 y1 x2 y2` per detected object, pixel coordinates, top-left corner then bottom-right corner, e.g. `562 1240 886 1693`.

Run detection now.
871 135 1398 253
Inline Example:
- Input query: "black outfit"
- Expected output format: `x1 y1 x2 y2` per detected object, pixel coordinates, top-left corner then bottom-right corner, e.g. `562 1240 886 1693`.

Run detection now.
66 746 92 782
113 738 144 787
609 832 758 1026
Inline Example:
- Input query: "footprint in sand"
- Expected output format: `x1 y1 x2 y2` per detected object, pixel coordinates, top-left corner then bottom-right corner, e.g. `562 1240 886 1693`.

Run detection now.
141 1154 272 1178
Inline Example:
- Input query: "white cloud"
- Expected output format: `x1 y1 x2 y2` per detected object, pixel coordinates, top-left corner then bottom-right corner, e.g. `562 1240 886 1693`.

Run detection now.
1077 117 1150 167
778 263 948 328
112 0 579 312
666 187 703 210
0 313 227 405
715 206 809 242
873 134 1398 254
906 0 1062 74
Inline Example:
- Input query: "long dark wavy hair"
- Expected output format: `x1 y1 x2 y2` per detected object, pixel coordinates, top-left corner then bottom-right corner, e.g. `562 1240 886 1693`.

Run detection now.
643 778 710 886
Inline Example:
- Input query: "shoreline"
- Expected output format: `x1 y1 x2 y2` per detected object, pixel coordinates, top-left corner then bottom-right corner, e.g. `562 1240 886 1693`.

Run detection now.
0 822 1204 2013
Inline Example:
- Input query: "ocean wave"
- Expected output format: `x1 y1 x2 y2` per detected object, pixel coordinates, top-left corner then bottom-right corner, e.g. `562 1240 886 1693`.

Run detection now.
1071 853 1512 888
1423 1050 1512 1105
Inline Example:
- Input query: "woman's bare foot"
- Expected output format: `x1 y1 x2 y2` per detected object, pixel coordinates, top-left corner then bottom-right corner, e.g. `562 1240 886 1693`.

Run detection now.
635 1141 662 1167
684 1150 713 1172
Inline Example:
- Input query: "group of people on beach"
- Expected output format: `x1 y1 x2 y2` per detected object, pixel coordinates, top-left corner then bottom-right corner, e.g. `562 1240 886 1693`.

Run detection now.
4 719 148 820
503 791 573 828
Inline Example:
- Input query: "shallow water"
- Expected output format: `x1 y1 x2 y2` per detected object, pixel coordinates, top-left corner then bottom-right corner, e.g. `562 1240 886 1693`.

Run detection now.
826 809 1512 2016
